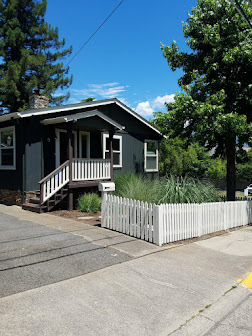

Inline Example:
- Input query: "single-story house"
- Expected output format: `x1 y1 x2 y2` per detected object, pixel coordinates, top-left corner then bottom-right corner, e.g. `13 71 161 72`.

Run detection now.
0 94 163 212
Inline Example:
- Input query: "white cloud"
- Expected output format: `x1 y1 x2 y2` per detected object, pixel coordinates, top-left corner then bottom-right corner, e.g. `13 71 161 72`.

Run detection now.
152 94 175 108
135 94 175 118
72 82 126 100
135 101 154 117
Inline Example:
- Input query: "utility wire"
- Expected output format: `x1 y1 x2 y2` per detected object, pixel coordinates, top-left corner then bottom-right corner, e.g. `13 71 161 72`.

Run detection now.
64 0 126 68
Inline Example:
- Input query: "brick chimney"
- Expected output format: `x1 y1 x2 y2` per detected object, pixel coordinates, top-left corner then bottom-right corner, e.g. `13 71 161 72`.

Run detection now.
29 92 49 109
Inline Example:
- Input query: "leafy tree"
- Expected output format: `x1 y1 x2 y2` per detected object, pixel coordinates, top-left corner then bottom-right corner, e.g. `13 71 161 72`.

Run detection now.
153 0 252 200
81 97 95 102
0 0 73 112
159 137 216 178
206 158 226 180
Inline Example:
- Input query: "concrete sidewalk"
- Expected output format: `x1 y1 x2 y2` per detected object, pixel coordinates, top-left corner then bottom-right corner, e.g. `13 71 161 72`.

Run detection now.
0 205 251 335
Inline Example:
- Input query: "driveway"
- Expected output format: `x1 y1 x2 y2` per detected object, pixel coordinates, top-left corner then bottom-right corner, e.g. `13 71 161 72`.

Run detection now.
0 205 251 335
0 210 131 297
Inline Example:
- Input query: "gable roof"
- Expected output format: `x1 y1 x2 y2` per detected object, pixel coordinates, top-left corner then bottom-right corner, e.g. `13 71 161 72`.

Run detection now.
41 109 125 130
0 98 163 137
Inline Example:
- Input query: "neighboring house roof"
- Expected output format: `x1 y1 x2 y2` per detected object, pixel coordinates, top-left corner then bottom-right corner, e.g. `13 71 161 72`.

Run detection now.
41 109 125 131
243 147 251 153
0 98 163 137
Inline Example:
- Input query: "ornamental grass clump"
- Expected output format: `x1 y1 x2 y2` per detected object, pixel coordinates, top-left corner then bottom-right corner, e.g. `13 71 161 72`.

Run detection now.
157 175 221 204
78 193 101 213
114 173 221 204
114 173 159 203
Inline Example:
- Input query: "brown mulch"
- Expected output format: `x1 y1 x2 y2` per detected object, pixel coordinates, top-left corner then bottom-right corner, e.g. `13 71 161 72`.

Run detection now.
51 210 101 226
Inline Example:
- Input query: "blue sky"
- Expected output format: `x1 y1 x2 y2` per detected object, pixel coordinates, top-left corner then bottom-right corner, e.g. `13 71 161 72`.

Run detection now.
46 0 197 119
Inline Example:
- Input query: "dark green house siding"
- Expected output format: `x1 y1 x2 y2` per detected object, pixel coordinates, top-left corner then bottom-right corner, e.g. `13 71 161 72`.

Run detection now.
0 100 161 194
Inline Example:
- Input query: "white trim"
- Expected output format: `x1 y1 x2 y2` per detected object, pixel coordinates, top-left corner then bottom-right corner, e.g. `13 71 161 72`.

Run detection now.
103 133 122 168
55 129 77 167
144 140 159 172
79 131 90 158
0 126 16 170
41 109 125 131
0 99 163 136
114 100 164 137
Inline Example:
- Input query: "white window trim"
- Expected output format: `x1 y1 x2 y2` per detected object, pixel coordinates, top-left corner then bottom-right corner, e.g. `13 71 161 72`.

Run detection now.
102 133 122 168
0 126 16 170
79 131 90 158
55 128 77 167
144 140 159 172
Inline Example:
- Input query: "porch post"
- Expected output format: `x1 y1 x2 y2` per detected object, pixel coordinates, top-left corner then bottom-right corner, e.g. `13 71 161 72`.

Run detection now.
109 129 115 181
68 122 73 211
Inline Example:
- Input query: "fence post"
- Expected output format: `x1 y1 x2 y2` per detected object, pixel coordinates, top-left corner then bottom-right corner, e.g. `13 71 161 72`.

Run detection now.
198 204 203 237
153 204 163 246
101 193 107 228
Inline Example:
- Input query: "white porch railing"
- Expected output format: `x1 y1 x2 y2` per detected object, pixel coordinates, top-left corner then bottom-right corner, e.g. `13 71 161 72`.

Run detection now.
72 158 111 181
39 160 70 204
39 158 111 204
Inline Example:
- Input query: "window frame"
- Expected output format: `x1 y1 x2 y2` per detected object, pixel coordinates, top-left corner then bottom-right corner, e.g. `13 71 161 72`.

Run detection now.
0 126 16 170
102 133 122 168
144 140 159 172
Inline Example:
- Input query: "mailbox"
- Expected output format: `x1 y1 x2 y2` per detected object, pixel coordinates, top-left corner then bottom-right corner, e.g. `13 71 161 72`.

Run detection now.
98 182 115 192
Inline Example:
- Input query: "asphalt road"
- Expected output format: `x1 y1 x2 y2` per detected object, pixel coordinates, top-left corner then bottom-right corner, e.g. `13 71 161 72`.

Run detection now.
0 212 131 297
0 206 251 335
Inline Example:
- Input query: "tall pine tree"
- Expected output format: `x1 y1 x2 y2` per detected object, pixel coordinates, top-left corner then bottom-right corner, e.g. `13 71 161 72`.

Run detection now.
0 0 73 112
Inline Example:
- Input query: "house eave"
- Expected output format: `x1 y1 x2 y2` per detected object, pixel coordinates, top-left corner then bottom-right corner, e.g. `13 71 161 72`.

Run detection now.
0 112 21 122
0 98 164 137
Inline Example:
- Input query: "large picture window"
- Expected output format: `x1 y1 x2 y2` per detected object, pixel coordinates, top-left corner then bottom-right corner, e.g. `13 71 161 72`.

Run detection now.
0 126 16 169
144 140 158 172
103 134 122 168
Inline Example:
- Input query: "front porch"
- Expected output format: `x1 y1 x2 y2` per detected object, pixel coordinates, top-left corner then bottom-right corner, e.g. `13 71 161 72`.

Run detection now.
22 109 124 213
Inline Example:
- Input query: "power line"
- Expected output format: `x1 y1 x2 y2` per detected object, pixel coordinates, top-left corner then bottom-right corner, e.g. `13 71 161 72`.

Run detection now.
64 0 126 69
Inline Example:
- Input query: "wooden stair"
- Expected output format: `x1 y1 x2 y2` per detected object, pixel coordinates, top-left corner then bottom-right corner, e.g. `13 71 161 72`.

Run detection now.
22 188 68 213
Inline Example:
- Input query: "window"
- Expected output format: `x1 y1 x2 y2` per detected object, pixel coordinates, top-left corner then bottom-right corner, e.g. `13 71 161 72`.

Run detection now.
144 140 158 172
103 134 122 168
0 126 16 169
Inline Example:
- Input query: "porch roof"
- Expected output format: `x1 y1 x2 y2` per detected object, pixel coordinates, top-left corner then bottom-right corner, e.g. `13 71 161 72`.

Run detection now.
40 109 125 131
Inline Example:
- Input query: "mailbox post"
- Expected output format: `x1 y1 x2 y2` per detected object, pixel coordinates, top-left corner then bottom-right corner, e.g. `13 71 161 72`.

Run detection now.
98 182 115 201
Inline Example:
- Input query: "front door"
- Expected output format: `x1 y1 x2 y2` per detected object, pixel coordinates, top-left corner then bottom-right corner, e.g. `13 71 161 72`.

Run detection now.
79 131 90 159
59 131 68 165
55 129 77 167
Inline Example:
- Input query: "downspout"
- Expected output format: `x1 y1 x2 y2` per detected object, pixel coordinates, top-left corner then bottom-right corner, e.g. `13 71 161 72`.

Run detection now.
21 120 26 203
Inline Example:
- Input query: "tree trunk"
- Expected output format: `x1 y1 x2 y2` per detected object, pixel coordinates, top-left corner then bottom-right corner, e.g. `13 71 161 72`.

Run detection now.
226 137 236 201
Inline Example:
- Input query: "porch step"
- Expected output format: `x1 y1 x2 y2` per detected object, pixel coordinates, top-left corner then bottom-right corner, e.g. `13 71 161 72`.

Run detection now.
29 197 40 205
22 203 42 213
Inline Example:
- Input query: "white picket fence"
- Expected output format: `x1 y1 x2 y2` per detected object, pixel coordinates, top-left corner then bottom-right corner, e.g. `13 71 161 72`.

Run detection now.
101 195 252 246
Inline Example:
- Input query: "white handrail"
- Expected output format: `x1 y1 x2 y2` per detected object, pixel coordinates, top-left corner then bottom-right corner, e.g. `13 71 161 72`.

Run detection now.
40 161 69 204
39 158 111 204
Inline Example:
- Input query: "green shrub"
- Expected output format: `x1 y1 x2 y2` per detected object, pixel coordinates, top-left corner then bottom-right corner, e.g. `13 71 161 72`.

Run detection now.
78 193 101 213
237 163 252 181
114 173 221 204
206 159 226 180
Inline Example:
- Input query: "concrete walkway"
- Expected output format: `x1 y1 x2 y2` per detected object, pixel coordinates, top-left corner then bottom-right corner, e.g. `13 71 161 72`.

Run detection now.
0 205 251 335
